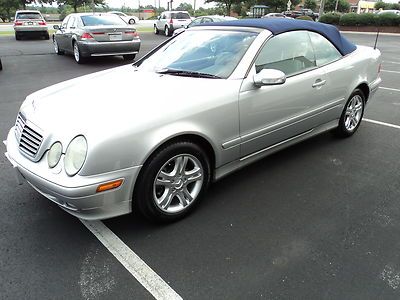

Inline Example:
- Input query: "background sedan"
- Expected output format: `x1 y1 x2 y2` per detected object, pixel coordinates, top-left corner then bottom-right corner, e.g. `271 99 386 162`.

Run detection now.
53 13 140 64
173 15 237 36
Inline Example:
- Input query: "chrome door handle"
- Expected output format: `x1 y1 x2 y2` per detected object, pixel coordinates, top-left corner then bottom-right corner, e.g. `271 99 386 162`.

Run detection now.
312 79 326 88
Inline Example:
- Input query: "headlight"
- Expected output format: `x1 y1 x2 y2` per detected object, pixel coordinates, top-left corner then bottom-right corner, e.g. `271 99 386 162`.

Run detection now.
64 135 87 176
47 142 62 168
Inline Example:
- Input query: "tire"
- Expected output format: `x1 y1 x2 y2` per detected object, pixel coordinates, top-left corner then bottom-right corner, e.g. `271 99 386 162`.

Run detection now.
165 26 172 37
44 32 50 40
0 58 2 71
134 141 211 223
123 54 135 60
154 25 159 34
128 18 135 25
15 32 21 40
53 37 64 55
73 41 86 64
335 89 365 137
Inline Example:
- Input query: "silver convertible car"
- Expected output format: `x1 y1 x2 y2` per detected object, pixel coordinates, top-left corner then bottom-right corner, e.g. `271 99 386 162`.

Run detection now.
4 19 381 222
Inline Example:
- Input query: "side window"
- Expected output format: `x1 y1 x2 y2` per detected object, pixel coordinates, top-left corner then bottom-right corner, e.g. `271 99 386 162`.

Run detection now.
61 16 70 28
202 17 212 23
309 32 342 66
255 31 317 77
191 18 202 25
66 16 75 29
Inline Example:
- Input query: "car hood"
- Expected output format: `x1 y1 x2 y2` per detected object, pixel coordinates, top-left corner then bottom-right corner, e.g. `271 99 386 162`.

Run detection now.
19 64 238 143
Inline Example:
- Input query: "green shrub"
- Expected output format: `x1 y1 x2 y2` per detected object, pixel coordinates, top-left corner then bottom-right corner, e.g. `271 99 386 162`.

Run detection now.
297 15 314 21
339 13 358 26
357 13 376 25
319 12 341 25
376 13 400 26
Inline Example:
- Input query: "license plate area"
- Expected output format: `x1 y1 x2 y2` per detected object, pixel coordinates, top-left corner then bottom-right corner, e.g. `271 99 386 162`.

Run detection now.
108 33 122 41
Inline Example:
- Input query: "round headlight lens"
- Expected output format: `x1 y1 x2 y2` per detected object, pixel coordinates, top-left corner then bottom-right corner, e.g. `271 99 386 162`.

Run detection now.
47 142 63 168
64 136 87 176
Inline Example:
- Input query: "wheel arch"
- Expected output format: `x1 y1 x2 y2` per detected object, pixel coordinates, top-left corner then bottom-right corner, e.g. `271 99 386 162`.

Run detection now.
141 133 216 174
355 82 370 102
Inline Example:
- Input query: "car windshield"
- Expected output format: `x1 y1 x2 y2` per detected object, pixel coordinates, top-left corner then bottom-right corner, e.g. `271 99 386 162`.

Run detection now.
81 15 127 26
139 30 257 79
16 13 41 20
171 12 190 19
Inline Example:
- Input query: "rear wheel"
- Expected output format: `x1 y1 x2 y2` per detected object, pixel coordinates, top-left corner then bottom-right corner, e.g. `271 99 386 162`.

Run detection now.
44 32 50 40
53 38 64 55
0 58 2 71
123 54 135 61
154 25 159 34
165 26 172 37
335 89 365 137
128 18 135 24
134 141 211 223
15 32 21 40
73 41 86 64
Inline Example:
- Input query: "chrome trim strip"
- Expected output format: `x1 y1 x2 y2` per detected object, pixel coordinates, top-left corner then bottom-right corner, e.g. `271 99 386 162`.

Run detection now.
222 137 241 150
240 129 313 161
241 99 344 145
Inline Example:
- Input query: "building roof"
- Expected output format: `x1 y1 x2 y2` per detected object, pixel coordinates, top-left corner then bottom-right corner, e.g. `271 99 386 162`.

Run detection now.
200 18 357 55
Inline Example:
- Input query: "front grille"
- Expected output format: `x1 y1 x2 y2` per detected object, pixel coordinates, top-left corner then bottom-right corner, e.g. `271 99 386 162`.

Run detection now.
14 112 43 158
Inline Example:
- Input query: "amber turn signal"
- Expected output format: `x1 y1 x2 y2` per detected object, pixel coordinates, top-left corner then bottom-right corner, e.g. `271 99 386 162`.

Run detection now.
96 179 123 193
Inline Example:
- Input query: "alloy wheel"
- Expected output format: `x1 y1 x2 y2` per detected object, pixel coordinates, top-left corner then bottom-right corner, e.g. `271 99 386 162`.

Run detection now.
153 154 203 213
344 94 363 131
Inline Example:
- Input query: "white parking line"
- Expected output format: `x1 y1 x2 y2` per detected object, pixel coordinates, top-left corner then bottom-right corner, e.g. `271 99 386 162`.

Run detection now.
383 61 400 65
81 220 183 300
380 87 400 92
381 70 400 74
364 118 400 130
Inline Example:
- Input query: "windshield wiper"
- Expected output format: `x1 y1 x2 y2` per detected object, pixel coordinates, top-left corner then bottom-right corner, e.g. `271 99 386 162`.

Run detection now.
156 68 221 79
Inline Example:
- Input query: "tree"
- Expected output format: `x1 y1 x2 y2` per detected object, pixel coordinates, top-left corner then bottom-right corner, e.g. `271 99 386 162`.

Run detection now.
303 0 317 10
176 2 194 14
0 0 19 21
374 1 386 10
57 0 106 13
205 0 240 16
324 0 349 12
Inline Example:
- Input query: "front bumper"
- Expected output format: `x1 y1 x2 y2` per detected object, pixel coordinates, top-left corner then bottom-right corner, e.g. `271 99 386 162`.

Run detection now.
78 39 141 57
4 128 141 220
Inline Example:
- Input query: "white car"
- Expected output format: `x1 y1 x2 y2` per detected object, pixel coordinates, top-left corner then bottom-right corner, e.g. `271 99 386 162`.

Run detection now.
109 11 139 24
13 10 49 40
154 11 191 36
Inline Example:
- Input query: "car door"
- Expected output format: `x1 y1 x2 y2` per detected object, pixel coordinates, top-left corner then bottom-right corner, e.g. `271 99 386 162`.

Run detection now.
63 16 77 53
238 31 331 157
56 15 70 50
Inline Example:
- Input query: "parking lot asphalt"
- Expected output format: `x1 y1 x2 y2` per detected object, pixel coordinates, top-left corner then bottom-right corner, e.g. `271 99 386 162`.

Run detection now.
0 32 399 299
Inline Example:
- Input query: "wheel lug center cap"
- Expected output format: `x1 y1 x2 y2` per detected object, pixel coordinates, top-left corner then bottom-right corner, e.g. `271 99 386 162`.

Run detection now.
174 179 183 189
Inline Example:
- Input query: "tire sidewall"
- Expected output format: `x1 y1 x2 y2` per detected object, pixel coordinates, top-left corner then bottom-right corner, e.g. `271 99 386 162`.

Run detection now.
338 89 365 137
135 142 211 222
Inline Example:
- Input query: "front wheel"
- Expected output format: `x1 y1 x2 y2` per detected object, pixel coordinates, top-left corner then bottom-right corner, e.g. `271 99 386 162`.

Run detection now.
154 25 159 34
134 141 211 223
335 89 365 137
53 38 64 55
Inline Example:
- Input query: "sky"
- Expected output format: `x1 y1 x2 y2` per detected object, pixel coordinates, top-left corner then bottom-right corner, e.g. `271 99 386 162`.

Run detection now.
105 0 215 9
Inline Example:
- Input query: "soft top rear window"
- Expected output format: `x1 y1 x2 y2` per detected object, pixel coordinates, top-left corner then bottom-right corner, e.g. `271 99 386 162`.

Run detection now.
81 15 127 26
16 13 42 20
171 12 190 19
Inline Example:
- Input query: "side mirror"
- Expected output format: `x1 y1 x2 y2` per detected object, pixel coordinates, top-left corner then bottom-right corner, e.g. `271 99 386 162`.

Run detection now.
53 24 60 30
253 69 286 87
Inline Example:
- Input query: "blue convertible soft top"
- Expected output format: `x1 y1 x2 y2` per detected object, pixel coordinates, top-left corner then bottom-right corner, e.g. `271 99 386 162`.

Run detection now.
199 18 357 56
